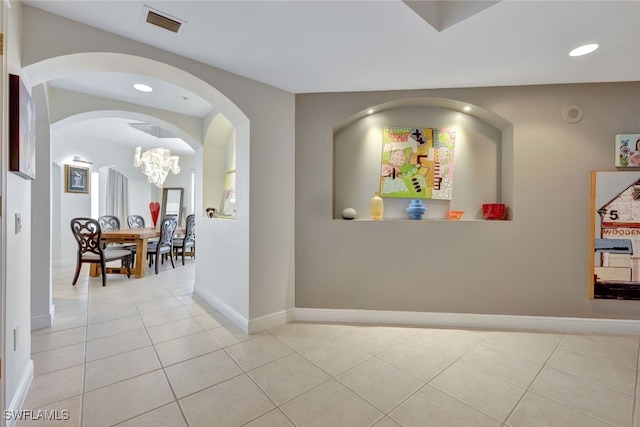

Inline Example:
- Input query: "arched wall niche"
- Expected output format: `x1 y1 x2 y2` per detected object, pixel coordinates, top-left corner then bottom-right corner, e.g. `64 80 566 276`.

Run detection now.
203 113 236 219
333 97 514 220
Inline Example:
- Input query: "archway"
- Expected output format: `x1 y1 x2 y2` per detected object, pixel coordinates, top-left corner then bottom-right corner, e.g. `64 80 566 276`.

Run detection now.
24 53 252 330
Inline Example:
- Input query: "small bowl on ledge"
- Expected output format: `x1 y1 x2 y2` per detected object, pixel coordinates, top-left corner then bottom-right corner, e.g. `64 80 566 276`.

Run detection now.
482 203 505 220
446 210 465 220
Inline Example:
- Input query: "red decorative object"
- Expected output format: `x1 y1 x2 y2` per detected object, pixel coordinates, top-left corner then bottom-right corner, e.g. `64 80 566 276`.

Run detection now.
482 203 505 220
149 202 160 227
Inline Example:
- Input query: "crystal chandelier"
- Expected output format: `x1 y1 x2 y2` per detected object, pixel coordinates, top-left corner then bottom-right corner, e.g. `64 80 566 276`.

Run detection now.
134 146 180 188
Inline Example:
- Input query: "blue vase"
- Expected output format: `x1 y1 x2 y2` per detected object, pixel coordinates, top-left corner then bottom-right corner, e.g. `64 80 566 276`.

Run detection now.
407 199 426 220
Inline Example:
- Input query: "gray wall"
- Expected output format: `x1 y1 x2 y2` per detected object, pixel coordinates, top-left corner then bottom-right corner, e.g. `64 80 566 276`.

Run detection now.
296 82 640 319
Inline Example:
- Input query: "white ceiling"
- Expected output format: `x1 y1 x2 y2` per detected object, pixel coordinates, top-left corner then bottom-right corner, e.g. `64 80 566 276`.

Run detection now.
50 72 213 117
51 117 197 156
23 0 640 153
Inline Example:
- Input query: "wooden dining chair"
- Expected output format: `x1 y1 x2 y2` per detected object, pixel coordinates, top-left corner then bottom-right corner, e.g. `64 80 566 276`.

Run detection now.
127 215 145 229
97 214 131 261
126 214 161 266
146 216 178 274
70 217 132 286
98 215 121 231
173 214 195 265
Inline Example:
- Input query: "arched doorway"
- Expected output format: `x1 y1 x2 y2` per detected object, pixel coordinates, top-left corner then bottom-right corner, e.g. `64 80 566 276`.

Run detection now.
24 53 251 330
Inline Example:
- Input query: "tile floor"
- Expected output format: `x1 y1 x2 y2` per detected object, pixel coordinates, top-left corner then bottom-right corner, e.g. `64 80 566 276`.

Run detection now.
18 259 640 427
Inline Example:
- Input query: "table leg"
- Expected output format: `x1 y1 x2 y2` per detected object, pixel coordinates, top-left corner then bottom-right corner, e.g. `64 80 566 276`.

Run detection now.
134 238 149 278
89 264 100 277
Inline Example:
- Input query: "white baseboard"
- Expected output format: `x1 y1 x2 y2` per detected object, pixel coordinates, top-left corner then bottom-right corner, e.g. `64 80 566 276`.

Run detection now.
294 308 640 335
31 304 55 331
6 360 34 427
248 309 295 334
31 314 52 330
195 288 249 333
191 286 292 334
188 290 639 336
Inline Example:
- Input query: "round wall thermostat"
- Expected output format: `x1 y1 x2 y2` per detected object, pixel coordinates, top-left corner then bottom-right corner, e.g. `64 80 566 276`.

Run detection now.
562 105 584 123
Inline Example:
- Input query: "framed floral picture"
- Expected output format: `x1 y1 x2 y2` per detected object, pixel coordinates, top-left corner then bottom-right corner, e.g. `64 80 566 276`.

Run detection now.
65 165 90 193
615 134 640 167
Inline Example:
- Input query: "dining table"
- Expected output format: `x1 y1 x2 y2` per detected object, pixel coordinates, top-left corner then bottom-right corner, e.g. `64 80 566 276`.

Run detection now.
89 227 170 279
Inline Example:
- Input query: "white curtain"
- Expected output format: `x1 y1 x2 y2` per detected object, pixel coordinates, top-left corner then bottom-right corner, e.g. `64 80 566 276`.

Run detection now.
105 168 129 224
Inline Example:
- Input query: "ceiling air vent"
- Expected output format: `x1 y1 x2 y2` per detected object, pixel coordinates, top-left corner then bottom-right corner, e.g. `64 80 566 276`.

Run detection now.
141 6 186 35
129 123 177 139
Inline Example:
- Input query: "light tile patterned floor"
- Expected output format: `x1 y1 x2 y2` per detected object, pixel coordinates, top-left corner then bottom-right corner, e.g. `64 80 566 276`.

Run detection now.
17 260 640 427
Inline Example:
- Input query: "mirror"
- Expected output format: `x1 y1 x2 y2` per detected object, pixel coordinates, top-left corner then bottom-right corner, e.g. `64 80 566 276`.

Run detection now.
161 187 184 225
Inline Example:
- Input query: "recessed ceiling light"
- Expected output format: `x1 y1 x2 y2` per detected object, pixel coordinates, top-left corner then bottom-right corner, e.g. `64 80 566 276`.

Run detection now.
569 43 599 57
367 108 375 114
462 106 472 112
133 83 153 92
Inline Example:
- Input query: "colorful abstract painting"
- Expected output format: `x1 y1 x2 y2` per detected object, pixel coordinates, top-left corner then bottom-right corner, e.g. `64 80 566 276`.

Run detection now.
379 127 456 199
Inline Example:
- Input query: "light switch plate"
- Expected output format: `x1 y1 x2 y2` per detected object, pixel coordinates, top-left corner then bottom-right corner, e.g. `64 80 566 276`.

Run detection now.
15 212 21 234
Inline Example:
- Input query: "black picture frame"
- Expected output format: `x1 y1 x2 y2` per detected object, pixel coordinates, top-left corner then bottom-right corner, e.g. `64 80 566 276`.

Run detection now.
9 74 36 180
65 165 90 194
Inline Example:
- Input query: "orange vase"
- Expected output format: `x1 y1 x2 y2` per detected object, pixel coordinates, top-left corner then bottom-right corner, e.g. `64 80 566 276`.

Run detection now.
370 192 384 220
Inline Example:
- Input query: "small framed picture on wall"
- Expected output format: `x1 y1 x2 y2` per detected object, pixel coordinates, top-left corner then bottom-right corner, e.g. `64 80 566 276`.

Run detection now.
9 74 36 180
615 134 640 167
65 164 90 193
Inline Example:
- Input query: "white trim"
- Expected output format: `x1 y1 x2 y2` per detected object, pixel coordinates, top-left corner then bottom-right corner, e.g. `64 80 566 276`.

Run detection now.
31 315 51 331
294 308 640 335
195 288 249 333
31 304 55 330
247 309 294 334
6 360 34 427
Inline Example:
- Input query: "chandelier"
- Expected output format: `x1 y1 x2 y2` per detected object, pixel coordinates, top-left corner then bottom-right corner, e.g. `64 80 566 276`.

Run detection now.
134 146 180 188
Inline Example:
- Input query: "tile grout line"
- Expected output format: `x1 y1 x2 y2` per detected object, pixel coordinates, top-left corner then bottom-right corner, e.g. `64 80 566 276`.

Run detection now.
231 325 372 424
80 273 92 427
330 330 426 419
499 332 567 426
401 330 508 425
41 267 187 424
128 274 190 427
513 334 629 427
236 340 300 427
80 269 191 426
264 326 378 426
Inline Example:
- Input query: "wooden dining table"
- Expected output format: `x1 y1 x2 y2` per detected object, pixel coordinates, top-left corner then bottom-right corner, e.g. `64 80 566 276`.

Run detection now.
89 227 160 279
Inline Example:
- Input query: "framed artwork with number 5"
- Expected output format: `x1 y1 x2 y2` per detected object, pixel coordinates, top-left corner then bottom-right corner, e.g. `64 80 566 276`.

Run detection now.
590 171 640 300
